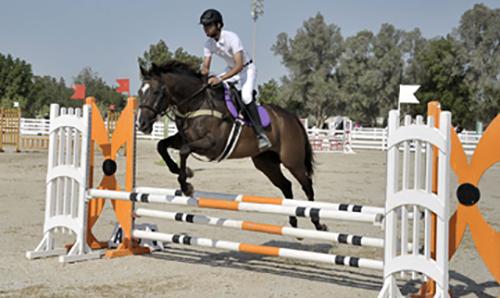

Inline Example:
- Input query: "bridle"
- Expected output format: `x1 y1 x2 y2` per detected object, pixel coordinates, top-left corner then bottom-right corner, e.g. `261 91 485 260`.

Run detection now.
138 85 169 117
138 83 210 118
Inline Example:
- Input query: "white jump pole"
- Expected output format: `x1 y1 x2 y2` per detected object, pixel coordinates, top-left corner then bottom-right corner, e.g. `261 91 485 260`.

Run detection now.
132 230 384 271
134 186 386 215
88 189 383 224
135 208 386 248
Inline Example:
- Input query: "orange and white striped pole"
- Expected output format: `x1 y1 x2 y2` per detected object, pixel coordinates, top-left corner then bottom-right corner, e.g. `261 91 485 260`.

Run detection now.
87 189 383 224
135 208 386 248
135 186 386 216
132 229 384 271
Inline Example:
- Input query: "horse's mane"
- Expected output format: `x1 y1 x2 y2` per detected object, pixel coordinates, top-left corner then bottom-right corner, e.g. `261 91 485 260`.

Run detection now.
156 60 202 79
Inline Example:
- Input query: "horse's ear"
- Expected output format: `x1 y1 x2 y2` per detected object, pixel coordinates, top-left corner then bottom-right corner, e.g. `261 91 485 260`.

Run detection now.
151 63 160 75
139 65 148 78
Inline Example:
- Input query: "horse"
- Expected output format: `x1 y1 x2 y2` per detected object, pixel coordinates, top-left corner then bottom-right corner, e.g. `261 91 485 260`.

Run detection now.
137 61 327 231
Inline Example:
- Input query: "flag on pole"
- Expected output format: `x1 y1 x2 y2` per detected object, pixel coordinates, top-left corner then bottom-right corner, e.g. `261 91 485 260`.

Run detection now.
116 78 130 96
71 84 86 100
398 85 420 105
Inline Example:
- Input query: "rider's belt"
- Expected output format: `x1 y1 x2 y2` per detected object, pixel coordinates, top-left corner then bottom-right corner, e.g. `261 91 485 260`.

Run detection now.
243 59 253 67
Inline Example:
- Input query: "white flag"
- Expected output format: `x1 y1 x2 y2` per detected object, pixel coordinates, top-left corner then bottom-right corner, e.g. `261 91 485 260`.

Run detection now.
398 85 420 105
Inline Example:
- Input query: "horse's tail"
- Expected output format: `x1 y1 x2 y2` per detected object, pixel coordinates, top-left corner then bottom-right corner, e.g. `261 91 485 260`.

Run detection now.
295 116 315 178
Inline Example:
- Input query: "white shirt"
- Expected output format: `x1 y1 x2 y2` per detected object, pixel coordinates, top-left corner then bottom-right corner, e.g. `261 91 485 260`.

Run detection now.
204 30 252 68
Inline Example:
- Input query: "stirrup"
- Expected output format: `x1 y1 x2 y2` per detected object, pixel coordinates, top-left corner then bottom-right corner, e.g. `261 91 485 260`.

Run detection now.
258 135 272 151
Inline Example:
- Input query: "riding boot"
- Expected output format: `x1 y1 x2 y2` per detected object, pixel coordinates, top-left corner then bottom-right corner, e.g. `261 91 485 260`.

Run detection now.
245 101 272 151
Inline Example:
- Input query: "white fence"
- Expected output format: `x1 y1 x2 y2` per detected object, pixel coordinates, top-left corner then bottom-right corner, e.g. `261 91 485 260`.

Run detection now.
351 127 478 154
20 118 50 136
19 117 481 154
351 128 388 151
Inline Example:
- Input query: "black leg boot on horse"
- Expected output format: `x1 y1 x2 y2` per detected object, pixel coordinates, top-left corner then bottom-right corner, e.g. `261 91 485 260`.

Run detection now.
245 100 272 151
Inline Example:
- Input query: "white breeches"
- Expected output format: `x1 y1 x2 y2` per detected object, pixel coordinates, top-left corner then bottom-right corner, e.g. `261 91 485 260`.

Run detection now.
220 64 257 105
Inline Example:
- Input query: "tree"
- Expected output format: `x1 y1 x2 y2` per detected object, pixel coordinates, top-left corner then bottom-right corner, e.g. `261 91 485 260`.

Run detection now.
411 37 474 127
257 79 281 105
0 52 86 117
0 53 33 109
401 29 428 83
371 24 406 117
336 30 379 125
336 24 408 126
272 13 344 127
27 76 74 118
456 4 500 124
138 40 202 71
138 40 173 69
73 67 126 111
173 47 203 70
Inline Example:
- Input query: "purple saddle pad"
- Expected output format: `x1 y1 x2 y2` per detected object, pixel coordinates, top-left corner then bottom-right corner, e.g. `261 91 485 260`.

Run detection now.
224 84 271 127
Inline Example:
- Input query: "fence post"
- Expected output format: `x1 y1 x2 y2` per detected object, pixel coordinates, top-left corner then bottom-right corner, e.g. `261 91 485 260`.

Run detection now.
0 108 4 152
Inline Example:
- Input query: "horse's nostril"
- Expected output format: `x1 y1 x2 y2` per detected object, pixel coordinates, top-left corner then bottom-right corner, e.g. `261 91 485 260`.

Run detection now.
137 118 151 132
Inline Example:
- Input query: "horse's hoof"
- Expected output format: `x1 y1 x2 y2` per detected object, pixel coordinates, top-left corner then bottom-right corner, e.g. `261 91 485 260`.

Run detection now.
317 224 328 232
183 183 194 197
296 237 304 241
186 167 194 178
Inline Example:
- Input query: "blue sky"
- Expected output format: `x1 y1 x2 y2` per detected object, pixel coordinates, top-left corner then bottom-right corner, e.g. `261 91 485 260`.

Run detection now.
1 1 498 94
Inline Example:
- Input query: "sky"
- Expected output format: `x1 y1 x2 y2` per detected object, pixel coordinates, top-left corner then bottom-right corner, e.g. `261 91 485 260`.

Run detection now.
1 1 498 94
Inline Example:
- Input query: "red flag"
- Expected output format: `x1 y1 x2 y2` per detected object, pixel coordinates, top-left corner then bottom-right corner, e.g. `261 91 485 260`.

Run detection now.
71 84 86 100
116 78 130 96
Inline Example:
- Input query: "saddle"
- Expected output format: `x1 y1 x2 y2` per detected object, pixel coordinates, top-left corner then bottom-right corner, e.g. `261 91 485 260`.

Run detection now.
223 83 270 128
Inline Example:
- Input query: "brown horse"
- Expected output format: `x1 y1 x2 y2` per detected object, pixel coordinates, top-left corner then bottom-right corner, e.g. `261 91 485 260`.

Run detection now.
137 61 326 231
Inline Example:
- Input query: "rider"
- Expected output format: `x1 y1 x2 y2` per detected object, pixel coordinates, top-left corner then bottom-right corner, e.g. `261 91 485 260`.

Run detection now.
199 8 272 151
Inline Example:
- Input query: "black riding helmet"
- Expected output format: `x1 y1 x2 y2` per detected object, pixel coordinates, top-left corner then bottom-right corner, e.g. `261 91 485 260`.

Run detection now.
199 9 224 27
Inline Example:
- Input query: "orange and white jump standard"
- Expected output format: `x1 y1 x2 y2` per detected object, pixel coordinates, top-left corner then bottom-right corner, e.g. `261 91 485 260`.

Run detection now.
27 96 463 297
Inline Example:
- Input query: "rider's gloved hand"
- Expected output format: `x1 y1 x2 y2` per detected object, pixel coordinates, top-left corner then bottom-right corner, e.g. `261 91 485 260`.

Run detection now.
208 76 222 86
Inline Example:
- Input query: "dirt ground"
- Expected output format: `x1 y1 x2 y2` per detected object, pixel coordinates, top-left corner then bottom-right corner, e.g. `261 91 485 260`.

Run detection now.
0 141 498 297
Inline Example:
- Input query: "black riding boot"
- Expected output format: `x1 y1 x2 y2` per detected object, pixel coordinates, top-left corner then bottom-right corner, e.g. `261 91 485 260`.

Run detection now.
245 101 271 151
